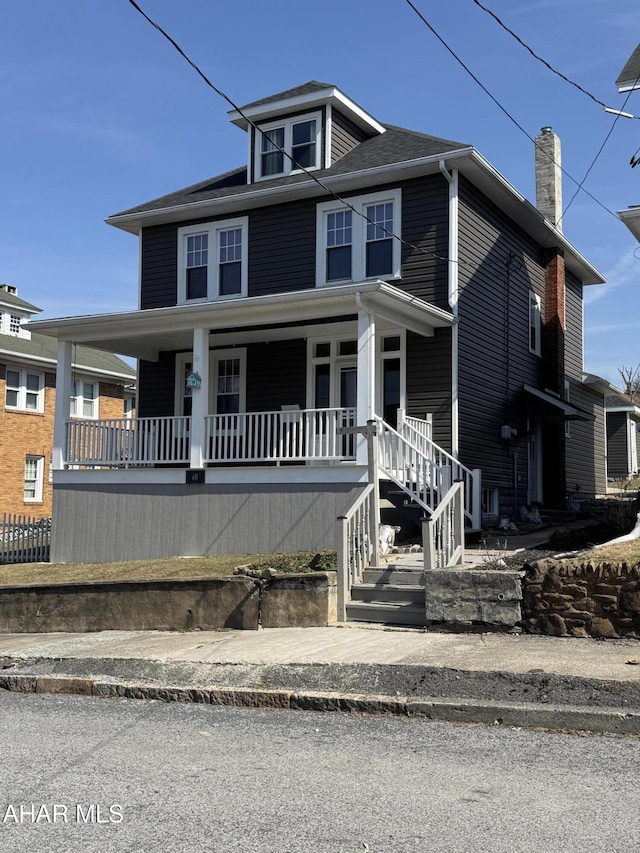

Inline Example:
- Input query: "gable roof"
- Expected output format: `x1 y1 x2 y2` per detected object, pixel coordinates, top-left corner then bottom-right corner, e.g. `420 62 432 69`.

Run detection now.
616 44 640 92
0 289 41 314
0 330 135 379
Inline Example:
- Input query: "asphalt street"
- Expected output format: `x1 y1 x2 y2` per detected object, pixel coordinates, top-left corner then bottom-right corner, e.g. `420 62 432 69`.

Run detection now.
1 691 640 853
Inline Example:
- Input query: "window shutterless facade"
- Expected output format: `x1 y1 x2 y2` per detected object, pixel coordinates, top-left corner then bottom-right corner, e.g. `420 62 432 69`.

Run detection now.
316 189 402 286
178 218 248 304
254 112 322 180
71 379 98 419
24 455 44 502
5 366 44 412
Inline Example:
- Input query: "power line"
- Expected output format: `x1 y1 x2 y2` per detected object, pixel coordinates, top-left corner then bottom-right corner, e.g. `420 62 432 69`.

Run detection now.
126 0 458 271
402 0 622 224
471 0 640 120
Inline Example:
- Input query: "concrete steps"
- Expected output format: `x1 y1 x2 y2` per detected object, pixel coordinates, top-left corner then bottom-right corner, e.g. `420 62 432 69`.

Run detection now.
350 583 424 604
345 601 425 626
347 564 426 625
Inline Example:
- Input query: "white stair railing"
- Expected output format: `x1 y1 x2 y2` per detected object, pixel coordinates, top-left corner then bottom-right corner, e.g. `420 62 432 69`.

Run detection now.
422 481 465 571
336 483 378 621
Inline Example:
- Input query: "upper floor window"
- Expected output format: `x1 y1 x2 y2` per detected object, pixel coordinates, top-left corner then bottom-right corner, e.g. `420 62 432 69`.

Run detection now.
71 379 97 419
5 366 44 413
9 314 21 334
178 217 248 304
316 189 402 286
529 292 542 356
255 112 321 180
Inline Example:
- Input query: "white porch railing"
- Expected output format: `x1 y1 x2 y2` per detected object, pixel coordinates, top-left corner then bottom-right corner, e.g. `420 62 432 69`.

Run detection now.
66 416 191 467
204 408 357 463
64 409 357 468
394 414 481 528
336 483 378 621
422 481 465 570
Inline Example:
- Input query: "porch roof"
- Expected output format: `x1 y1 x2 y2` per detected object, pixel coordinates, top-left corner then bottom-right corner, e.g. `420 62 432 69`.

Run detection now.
27 281 454 362
524 383 594 421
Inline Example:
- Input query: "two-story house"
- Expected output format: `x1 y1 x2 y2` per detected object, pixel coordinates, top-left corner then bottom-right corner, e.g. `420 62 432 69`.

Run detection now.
0 284 135 519
29 82 606 567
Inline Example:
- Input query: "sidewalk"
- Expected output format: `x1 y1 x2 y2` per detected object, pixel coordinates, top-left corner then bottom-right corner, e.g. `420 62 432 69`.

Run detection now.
2 625 640 734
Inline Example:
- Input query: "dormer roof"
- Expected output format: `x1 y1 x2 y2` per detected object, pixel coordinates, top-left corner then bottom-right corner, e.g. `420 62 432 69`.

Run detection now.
0 286 41 315
616 44 640 92
228 80 386 136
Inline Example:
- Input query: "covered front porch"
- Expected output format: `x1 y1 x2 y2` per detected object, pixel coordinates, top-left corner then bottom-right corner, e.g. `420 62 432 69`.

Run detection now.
31 281 454 473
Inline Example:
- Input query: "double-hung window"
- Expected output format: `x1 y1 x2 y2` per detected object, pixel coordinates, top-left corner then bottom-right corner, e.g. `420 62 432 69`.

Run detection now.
529 292 542 356
5 366 44 412
178 217 248 304
255 112 321 180
71 380 97 418
316 189 402 286
24 455 44 502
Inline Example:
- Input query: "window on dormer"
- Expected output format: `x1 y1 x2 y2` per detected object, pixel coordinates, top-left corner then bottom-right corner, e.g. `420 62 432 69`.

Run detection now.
255 112 321 180
9 314 21 334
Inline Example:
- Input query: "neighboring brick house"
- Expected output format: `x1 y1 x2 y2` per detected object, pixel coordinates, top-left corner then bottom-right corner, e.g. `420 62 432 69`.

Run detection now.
0 285 135 518
29 81 607 570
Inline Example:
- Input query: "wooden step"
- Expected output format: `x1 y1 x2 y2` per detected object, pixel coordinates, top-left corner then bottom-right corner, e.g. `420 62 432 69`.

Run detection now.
363 567 424 585
350 583 424 604
346 601 426 626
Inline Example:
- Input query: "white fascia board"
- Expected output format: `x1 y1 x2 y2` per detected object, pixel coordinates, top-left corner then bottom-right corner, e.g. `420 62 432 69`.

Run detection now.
618 207 640 241
607 406 640 416
228 87 385 135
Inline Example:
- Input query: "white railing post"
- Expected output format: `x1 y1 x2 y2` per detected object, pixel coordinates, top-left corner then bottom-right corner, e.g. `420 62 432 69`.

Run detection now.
367 420 381 567
472 468 482 530
456 481 466 566
336 515 349 622
423 516 435 571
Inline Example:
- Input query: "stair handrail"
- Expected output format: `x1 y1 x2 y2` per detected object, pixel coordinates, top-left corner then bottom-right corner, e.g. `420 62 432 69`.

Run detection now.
422 480 466 571
336 482 378 621
395 416 481 528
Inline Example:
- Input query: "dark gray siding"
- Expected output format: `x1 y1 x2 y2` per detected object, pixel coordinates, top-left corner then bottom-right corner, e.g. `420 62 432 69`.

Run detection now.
400 175 449 308
246 339 307 410
457 175 545 508
331 110 369 163
51 480 365 562
565 273 583 379
607 411 629 480
248 200 316 296
141 224 178 309
406 329 452 452
565 380 606 495
138 353 176 418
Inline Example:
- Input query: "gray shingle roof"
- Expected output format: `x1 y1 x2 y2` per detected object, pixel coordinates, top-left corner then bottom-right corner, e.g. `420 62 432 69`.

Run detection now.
0 331 135 378
0 289 41 314
238 81 336 111
110 124 470 219
616 44 640 90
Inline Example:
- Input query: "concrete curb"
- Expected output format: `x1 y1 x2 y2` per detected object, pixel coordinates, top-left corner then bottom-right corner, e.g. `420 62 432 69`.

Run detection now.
2 672 640 735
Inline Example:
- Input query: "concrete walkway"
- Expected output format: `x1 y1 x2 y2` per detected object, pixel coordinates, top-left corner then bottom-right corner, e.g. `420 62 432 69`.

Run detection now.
3 625 640 734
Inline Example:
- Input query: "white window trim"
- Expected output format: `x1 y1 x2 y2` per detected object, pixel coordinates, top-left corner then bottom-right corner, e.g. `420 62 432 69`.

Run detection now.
316 188 402 287
71 378 98 420
177 217 249 305
529 291 542 356
24 455 44 503
5 365 45 413
174 349 247 415
254 111 322 182
564 379 571 438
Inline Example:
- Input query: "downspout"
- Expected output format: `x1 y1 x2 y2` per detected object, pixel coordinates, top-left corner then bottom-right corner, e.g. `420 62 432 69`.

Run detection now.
439 160 459 458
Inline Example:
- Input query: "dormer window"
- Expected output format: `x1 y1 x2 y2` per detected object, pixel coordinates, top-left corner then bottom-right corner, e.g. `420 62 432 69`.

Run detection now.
9 314 21 334
255 112 321 180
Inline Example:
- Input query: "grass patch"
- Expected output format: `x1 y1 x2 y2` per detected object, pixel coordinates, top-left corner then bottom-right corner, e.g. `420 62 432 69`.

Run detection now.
0 550 337 587
575 540 640 566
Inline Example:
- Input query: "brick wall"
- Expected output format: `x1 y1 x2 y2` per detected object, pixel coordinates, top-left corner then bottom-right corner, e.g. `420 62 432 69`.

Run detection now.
0 363 128 518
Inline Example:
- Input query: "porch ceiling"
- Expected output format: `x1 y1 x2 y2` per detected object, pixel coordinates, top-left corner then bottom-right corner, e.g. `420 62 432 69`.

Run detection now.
27 282 454 361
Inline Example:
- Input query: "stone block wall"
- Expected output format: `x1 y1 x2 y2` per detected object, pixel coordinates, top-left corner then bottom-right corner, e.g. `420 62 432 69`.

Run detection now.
523 559 640 639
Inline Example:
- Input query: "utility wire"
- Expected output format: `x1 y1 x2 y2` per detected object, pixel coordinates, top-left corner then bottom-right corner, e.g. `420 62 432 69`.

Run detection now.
403 0 622 224
126 0 459 271
471 0 640 120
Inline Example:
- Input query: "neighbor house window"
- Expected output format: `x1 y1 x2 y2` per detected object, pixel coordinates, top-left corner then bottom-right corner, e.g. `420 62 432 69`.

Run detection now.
9 314 21 334
5 366 44 412
529 292 542 356
71 380 97 418
178 217 248 304
316 189 402 285
24 455 44 502
255 112 321 180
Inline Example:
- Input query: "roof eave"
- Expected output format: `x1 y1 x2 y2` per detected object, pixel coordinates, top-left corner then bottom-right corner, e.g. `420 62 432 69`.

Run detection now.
618 207 640 241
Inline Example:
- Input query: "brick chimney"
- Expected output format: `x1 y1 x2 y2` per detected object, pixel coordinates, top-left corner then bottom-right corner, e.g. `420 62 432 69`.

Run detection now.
536 127 566 507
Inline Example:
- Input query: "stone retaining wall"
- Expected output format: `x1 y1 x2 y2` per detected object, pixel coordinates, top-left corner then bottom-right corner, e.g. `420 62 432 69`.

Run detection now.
523 560 640 639
0 572 337 633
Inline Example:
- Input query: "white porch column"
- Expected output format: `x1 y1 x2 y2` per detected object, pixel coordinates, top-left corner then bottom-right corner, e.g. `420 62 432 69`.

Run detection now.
52 339 73 469
356 298 376 466
189 327 210 468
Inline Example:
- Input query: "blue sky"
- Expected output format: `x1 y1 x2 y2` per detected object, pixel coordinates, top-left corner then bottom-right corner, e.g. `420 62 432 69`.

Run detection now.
1 0 638 383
